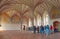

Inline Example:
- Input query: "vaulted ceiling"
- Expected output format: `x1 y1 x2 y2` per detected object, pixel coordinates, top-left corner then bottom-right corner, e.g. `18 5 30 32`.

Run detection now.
0 0 60 20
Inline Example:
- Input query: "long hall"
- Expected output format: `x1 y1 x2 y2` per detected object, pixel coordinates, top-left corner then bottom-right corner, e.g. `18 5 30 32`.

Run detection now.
0 0 60 39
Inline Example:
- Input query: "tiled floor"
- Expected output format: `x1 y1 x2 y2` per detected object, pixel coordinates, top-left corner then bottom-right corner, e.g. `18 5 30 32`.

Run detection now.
0 30 60 39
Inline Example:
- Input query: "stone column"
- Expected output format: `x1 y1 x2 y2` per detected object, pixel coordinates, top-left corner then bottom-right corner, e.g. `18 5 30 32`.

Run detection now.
20 14 23 31
0 14 1 27
20 18 22 31
31 9 35 26
27 18 29 27
34 16 37 26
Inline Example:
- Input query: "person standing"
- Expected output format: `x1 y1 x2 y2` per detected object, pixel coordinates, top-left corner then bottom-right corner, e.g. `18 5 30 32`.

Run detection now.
40 25 44 34
40 25 44 39
50 25 53 34
23 25 25 31
33 26 36 34
37 26 39 33
44 25 50 37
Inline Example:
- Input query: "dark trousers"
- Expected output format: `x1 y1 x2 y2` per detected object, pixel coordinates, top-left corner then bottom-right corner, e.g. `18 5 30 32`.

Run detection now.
54 29 58 33
37 30 39 33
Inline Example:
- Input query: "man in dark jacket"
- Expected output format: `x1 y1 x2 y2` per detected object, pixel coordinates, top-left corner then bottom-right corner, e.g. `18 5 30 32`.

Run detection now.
33 26 36 34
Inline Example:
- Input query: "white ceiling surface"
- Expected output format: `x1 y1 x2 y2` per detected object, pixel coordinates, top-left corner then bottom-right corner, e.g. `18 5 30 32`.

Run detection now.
0 0 60 17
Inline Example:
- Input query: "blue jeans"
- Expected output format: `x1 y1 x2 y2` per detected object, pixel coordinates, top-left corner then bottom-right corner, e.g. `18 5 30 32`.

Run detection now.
34 30 36 34
44 29 50 36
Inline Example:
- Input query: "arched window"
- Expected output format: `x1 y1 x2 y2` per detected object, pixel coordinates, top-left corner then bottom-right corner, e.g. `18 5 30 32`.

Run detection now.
34 14 41 26
37 15 41 26
43 11 49 26
29 18 32 27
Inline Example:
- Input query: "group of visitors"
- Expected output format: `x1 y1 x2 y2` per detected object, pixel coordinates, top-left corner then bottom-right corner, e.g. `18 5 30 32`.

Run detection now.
33 25 55 36
23 25 58 36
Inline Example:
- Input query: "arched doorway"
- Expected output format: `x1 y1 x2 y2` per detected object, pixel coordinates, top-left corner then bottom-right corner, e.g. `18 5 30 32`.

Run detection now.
53 21 60 32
